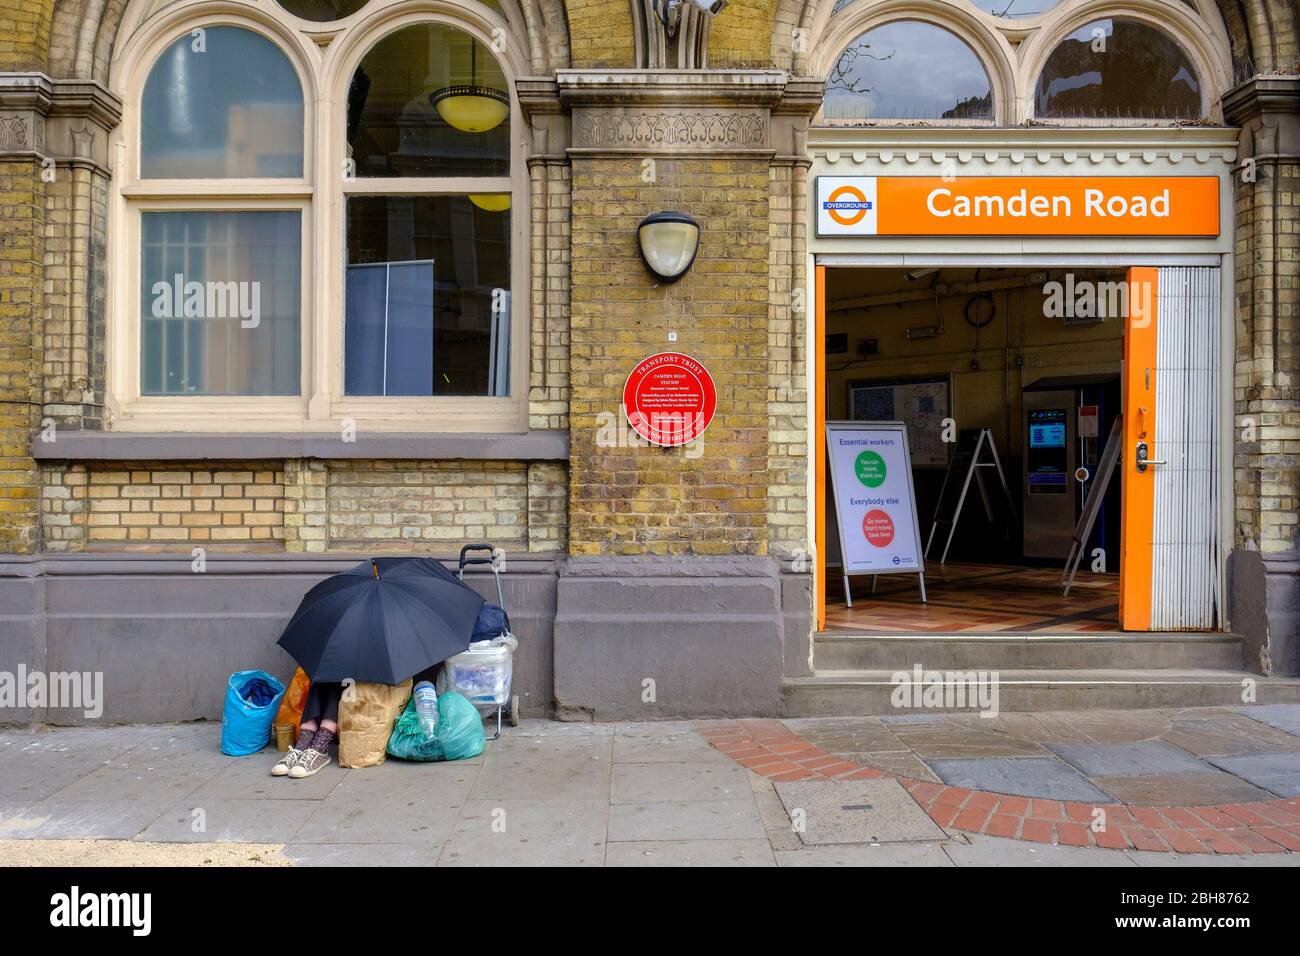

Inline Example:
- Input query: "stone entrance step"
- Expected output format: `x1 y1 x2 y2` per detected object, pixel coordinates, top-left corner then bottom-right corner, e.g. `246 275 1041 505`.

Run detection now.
782 668 1300 717
813 632 1246 672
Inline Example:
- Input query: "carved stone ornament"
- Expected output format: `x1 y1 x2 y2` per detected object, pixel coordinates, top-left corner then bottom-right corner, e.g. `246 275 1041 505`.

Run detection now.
574 109 767 152
0 114 30 150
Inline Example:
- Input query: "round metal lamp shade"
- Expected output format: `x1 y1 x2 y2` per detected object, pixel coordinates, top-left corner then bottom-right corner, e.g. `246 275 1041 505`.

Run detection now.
430 86 509 133
468 193 511 212
637 212 700 282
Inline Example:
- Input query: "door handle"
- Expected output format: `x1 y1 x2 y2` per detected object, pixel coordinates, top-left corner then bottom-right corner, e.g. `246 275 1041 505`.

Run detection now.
1135 441 1166 473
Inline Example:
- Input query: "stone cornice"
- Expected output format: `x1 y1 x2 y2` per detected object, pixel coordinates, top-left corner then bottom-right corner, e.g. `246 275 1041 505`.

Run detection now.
1222 75 1300 127
555 70 792 109
549 70 824 159
0 73 122 174
808 124 1241 170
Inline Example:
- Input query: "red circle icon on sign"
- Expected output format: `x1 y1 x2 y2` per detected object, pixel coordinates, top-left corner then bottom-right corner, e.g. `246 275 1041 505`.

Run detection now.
862 509 895 548
622 352 717 447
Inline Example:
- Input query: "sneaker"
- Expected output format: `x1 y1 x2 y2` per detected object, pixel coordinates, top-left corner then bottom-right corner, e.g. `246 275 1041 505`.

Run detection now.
288 748 331 778
271 748 305 777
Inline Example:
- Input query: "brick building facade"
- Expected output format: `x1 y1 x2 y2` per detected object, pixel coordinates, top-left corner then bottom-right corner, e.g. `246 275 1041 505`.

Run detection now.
0 0 1296 723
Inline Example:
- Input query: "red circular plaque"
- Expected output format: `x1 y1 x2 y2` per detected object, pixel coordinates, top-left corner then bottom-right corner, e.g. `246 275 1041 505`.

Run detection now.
621 352 717 447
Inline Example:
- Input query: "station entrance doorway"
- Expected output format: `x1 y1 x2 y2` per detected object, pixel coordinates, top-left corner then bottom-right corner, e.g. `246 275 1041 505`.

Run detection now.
814 262 1225 636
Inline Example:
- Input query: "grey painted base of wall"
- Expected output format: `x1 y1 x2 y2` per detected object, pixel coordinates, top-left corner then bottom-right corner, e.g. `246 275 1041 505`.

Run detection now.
0 551 814 725
0 553 559 725
552 556 810 721
1229 549 1300 677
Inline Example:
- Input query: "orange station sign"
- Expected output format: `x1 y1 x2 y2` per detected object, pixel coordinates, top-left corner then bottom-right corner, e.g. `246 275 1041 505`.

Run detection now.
816 176 1220 238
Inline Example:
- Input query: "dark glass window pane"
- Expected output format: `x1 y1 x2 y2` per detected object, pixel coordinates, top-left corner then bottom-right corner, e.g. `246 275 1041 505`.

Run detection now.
345 195 510 396
833 0 1061 15
824 21 993 121
141 26 303 178
983 0 1061 17
276 0 369 21
348 24 509 178
140 211 301 396
1035 19 1201 119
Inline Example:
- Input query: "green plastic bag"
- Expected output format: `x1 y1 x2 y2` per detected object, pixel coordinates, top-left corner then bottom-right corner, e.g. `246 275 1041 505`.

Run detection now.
387 690 486 762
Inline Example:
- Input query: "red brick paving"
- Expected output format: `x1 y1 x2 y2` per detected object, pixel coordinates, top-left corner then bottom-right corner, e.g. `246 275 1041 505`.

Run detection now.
696 718 1300 855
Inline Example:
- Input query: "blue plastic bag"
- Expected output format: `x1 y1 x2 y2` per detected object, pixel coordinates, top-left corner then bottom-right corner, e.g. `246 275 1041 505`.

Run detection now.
220 669 286 756
387 691 486 762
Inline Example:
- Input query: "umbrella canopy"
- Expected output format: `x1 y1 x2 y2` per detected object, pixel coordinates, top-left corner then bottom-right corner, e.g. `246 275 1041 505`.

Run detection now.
277 557 486 685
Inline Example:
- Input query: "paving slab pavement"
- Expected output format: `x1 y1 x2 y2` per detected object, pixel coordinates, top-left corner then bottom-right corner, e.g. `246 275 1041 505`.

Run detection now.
1 708 1299 866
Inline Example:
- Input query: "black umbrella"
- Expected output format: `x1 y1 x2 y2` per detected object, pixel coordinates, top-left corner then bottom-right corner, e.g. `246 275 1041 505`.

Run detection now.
277 557 485 685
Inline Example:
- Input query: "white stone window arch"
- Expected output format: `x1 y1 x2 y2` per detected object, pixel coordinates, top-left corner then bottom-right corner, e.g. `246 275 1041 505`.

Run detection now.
107 0 531 433
814 2 1019 124
812 0 1232 126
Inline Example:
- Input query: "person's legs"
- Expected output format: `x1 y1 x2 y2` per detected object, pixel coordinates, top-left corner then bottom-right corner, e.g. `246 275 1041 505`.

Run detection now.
295 681 333 748
290 683 343 778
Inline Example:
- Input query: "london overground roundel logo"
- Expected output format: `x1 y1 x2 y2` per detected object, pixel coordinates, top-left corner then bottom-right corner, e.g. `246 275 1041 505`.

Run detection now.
825 184 873 227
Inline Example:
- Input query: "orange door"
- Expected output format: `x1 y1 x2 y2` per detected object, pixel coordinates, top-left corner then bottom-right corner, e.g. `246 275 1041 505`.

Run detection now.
1119 267 1157 630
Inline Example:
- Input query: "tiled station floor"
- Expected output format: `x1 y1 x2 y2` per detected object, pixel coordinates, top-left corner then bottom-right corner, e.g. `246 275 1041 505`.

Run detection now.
824 561 1119 634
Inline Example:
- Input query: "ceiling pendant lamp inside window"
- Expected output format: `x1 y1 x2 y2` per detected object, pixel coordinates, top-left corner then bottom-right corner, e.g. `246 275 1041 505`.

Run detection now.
429 41 509 133
468 193 511 212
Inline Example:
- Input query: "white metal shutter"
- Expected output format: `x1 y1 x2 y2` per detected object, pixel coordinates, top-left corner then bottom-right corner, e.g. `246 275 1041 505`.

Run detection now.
1151 266 1221 630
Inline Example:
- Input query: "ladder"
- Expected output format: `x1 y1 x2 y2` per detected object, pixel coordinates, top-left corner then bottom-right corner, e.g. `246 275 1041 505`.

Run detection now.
924 428 1018 564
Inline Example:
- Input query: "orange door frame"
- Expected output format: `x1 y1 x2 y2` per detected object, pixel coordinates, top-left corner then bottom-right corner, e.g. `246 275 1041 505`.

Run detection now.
815 264 827 632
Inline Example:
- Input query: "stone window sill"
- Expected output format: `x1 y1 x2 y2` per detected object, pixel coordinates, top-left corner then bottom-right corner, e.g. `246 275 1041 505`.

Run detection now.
30 431 569 462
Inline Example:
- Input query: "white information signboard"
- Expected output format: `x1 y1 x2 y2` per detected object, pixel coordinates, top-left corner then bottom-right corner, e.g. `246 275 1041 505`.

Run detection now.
825 421 927 604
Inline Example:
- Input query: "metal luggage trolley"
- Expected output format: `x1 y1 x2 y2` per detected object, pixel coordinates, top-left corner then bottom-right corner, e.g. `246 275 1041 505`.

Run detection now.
446 543 520 740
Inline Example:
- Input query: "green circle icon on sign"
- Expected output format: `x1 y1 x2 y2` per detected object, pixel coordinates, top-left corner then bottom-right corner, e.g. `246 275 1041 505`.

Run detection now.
855 450 886 488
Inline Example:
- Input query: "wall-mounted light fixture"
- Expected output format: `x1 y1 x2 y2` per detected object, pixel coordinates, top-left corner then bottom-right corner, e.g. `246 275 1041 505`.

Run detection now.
637 211 700 283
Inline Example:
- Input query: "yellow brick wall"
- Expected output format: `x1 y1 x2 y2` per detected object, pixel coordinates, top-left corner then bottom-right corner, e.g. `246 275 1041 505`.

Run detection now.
42 459 568 554
568 157 770 556
325 460 530 551
707 0 780 68
0 0 54 71
43 462 286 549
0 161 45 554
564 0 635 68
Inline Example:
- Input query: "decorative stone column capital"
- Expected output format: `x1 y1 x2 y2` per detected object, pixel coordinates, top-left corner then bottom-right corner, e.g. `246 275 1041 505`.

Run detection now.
0 73 123 176
1222 75 1300 157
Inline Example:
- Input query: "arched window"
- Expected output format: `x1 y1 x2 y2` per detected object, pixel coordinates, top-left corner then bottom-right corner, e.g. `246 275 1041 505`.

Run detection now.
824 21 993 122
140 26 303 178
113 2 524 429
1034 19 1201 119
136 25 306 397
342 23 512 397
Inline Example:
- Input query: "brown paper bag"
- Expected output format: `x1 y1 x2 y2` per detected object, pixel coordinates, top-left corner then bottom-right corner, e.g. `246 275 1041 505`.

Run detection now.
337 680 412 768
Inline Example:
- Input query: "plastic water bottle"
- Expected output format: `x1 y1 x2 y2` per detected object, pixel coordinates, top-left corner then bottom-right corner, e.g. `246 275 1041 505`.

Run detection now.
414 681 439 739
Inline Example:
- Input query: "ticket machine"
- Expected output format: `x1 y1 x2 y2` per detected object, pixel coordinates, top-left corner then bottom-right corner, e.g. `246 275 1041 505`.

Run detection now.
1022 375 1120 561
